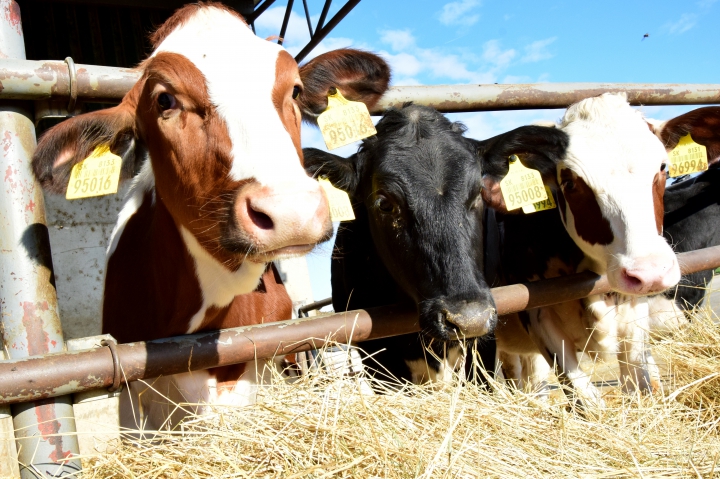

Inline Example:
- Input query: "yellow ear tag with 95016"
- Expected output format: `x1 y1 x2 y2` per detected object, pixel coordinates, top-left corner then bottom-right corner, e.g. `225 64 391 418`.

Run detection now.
667 133 708 178
318 88 377 150
318 177 355 222
500 155 548 212
66 145 122 200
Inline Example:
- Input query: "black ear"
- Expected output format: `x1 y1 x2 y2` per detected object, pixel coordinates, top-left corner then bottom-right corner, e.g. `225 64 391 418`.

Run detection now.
298 49 391 123
33 100 144 195
303 147 361 196
471 125 569 212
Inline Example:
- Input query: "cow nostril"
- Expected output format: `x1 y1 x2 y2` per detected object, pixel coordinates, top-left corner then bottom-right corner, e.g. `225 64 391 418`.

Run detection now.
621 268 643 288
247 201 274 230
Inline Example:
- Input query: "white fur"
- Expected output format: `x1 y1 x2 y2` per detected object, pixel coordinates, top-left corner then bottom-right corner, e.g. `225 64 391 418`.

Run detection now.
153 7 307 188
405 345 464 384
180 227 266 334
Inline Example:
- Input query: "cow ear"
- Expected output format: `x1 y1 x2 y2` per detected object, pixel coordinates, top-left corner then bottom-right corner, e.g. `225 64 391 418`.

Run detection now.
651 106 720 166
303 147 360 196
298 48 391 124
33 101 143 195
472 125 569 212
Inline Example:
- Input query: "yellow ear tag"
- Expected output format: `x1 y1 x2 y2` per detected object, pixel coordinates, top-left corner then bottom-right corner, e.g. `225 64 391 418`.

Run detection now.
522 185 557 214
667 133 708 178
318 177 355 222
500 155 548 211
66 145 122 200
317 89 377 150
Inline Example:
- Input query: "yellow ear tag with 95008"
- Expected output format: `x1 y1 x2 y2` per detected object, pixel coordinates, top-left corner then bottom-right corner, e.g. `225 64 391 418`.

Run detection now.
500 155 548 212
66 145 122 200
667 133 708 178
522 185 557 214
318 88 377 150
318 177 355 222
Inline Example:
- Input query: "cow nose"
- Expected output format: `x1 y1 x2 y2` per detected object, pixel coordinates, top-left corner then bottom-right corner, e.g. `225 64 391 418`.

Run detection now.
619 254 680 295
442 302 496 338
235 179 332 254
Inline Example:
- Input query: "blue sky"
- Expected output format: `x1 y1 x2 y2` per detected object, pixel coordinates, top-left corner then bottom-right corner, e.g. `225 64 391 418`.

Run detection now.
254 0 720 303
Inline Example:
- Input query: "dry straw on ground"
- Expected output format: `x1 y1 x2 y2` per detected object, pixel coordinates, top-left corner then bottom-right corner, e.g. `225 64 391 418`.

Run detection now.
81 305 720 478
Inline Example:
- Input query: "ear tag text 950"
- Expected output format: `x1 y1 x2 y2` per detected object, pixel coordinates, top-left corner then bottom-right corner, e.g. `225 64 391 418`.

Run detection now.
667 133 708 178
66 145 122 200
500 155 548 211
318 177 355 222
318 88 377 150
522 185 557 214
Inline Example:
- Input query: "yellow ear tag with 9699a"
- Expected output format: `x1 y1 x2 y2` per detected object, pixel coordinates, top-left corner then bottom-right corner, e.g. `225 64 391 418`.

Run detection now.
318 177 355 222
667 133 708 178
317 89 377 150
500 155 548 211
522 185 556 214
66 144 122 200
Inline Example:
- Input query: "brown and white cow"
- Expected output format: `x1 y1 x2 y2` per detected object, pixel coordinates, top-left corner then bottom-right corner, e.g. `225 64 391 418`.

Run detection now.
32 3 390 429
478 93 684 407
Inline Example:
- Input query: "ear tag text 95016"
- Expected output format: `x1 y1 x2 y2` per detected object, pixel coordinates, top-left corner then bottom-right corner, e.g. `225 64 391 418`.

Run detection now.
499 155 548 212
66 145 122 200
318 177 355 222
318 88 377 150
667 133 708 178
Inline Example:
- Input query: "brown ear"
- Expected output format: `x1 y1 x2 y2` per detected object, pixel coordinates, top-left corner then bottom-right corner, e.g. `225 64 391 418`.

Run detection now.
652 106 720 166
298 48 391 123
33 88 143 195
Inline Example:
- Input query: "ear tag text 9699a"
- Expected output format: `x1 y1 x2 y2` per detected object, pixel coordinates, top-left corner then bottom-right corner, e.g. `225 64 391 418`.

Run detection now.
318 88 377 151
318 177 355 222
66 145 121 200
667 133 708 178
499 155 548 212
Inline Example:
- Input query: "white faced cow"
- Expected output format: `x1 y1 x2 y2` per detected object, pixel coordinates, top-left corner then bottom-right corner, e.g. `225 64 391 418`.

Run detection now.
32 3 390 430
479 93 683 407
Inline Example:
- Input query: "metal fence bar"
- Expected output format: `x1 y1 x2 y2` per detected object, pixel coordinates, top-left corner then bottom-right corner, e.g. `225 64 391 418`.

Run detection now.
0 1 81 477
1 244 719 407
3 59 719 111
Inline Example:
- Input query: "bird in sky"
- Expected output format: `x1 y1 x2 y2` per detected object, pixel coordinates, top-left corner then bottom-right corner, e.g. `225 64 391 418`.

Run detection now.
642 33 650 41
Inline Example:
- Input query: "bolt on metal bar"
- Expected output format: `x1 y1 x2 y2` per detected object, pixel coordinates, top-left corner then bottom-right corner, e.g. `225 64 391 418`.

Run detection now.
0 1 81 476
1 245 719 407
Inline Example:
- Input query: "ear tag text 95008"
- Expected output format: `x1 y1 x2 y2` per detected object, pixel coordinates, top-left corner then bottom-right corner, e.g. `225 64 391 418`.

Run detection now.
667 133 708 178
499 155 548 212
66 145 122 200
318 177 355 222
521 185 557 214
318 88 377 151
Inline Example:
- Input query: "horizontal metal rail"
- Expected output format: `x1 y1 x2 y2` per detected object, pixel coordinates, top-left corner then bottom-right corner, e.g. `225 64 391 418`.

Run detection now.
0 245 718 406
1 59 720 111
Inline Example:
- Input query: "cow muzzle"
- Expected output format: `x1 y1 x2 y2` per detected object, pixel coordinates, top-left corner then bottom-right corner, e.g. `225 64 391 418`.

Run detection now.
422 296 498 340
232 179 332 260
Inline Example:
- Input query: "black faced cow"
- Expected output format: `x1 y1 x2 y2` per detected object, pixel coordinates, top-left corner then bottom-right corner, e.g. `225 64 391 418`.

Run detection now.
304 104 499 384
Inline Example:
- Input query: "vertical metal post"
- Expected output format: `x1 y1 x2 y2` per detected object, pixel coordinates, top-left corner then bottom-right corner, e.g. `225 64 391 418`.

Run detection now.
0 1 81 477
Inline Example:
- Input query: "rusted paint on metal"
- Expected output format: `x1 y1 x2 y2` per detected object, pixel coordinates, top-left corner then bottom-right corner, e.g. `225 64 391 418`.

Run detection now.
34 399 72 463
372 83 720 113
1 245 719 407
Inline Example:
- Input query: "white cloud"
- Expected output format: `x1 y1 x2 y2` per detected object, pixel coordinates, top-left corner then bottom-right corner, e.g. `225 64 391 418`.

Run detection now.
666 13 698 34
438 0 481 26
379 29 416 52
521 37 557 63
482 40 516 69
697 0 718 8
449 109 564 141
380 51 423 78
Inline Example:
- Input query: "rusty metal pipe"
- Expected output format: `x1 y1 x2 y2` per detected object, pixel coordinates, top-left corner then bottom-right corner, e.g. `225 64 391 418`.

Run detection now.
2 59 720 111
1 245 719 407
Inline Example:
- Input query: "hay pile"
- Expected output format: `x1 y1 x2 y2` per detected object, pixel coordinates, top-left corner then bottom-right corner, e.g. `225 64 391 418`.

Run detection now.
83 307 720 478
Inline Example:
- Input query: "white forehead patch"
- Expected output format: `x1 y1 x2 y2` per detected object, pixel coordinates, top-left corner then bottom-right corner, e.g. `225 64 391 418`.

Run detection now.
153 7 304 186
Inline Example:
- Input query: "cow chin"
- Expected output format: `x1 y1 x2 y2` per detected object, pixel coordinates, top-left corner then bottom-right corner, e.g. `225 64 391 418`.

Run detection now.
418 296 498 341
219 223 333 263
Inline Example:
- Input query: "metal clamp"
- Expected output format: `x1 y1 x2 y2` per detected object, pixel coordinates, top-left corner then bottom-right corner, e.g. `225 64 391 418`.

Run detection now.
100 339 122 392
64 56 78 114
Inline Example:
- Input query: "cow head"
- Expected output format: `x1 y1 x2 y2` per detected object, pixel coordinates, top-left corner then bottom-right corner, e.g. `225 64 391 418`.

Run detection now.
481 93 681 295
32 4 389 269
305 104 496 341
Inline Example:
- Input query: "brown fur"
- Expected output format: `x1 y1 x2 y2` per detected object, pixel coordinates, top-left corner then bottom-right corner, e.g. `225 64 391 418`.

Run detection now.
560 168 614 245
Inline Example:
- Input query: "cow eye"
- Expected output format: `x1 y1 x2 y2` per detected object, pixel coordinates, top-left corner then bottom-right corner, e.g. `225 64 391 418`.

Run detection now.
660 163 667 172
157 92 177 111
375 195 395 214
561 179 575 192
292 85 302 100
